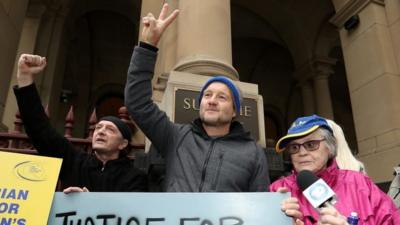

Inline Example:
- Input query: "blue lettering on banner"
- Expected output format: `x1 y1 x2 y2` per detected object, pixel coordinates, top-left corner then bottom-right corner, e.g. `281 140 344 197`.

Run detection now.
0 203 20 214
0 189 29 201
0 189 29 225
0 218 25 225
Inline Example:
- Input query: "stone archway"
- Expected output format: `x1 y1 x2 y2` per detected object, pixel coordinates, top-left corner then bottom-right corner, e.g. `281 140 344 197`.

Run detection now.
56 1 141 136
90 83 125 118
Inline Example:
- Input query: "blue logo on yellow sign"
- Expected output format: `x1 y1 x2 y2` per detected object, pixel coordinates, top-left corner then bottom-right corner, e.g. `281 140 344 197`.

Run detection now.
14 161 47 182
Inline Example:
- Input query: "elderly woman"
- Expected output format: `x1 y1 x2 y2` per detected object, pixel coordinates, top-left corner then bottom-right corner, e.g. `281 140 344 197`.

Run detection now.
270 115 400 225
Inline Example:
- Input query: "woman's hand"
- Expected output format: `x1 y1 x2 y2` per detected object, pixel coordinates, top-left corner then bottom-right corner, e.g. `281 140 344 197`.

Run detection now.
277 187 305 225
318 207 349 225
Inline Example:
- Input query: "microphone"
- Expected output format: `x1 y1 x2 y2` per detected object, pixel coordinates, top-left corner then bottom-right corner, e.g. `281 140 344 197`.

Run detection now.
296 170 337 209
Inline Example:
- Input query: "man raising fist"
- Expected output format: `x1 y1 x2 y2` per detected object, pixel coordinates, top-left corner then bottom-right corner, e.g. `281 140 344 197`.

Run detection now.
14 54 147 193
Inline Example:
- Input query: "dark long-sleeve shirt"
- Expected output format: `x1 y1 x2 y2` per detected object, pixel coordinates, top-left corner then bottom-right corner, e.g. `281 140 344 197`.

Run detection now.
14 84 147 192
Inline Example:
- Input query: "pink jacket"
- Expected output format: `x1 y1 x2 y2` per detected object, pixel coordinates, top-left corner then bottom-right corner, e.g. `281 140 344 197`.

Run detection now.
270 160 400 225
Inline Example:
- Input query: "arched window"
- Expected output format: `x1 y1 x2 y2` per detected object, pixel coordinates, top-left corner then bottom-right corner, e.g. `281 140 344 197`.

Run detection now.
264 111 282 148
96 95 124 119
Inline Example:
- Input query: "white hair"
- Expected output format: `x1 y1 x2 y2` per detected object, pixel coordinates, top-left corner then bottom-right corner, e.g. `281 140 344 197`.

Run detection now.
327 119 367 174
315 128 337 158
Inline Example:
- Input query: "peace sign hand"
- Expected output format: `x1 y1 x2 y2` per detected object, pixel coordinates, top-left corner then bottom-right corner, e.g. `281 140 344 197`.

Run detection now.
141 3 179 46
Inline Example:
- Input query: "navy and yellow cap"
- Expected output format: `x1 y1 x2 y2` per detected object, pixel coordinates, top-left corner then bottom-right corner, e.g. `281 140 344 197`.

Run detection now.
198 76 242 114
276 115 333 153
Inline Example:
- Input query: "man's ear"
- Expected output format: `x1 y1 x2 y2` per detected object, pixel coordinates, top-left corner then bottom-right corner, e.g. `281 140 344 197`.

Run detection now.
119 139 129 150
233 104 237 118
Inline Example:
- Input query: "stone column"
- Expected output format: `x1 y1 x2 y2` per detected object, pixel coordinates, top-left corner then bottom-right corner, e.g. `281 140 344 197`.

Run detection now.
152 0 179 103
0 0 30 131
313 75 334 119
174 0 238 80
139 0 179 103
330 0 400 182
385 0 400 69
312 57 336 120
1 3 46 130
136 0 180 149
32 6 68 128
300 81 315 116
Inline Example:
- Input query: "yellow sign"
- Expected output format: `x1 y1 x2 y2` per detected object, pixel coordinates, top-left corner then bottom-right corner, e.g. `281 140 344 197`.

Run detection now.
0 151 62 225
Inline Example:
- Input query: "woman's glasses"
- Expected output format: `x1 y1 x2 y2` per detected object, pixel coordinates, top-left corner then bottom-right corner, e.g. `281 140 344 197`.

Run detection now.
286 139 326 155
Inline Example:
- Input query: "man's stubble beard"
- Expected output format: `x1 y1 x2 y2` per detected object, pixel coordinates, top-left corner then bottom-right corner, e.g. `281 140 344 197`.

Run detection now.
200 114 232 127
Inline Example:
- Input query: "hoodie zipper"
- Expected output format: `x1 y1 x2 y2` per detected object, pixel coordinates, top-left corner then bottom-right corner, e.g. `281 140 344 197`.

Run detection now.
211 153 224 190
101 161 107 172
198 140 216 192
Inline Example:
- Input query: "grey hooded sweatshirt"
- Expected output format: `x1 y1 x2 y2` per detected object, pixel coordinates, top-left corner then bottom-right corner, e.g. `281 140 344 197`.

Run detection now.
125 44 270 192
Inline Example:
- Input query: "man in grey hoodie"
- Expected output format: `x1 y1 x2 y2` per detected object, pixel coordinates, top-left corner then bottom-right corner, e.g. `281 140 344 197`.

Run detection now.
125 3 269 192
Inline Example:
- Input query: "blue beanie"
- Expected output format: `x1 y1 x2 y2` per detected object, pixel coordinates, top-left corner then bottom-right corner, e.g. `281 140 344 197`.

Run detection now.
198 76 242 114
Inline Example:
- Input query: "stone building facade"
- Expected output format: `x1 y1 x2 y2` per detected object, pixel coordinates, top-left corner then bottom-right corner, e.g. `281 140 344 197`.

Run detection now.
1 0 400 185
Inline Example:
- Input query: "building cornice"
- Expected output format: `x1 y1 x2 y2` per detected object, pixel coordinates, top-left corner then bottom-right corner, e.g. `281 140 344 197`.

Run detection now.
329 0 385 28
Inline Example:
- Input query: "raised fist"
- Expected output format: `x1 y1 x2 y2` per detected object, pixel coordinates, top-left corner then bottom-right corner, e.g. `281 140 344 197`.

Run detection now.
18 54 46 75
17 54 47 87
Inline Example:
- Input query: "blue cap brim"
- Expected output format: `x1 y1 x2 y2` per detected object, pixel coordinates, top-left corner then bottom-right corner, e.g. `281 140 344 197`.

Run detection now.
275 125 320 153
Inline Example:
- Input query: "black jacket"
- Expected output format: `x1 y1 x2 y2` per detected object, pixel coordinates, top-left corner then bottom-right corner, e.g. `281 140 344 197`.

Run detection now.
14 84 147 192
125 45 270 192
